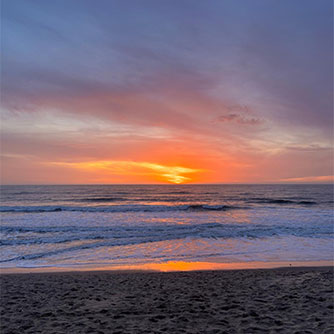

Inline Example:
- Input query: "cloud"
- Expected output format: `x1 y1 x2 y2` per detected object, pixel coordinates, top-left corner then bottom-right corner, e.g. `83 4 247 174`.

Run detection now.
2 0 332 132
1 0 332 184
215 105 263 125
48 160 204 184
280 176 334 183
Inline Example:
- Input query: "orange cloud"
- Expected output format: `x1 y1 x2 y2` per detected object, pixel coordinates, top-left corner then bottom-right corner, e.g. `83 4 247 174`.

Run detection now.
280 175 334 183
49 160 204 184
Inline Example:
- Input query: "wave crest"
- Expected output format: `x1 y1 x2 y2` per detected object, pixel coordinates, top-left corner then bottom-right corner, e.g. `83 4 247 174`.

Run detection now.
0 204 241 213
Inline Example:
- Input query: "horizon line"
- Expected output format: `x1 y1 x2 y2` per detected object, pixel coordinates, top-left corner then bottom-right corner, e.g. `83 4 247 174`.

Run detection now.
1 182 333 186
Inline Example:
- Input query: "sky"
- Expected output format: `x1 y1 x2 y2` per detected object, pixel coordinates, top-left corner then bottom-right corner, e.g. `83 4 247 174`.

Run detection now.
1 0 333 184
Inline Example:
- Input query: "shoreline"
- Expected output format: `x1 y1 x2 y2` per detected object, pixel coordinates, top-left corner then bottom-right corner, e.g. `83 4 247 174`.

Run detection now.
1 259 332 275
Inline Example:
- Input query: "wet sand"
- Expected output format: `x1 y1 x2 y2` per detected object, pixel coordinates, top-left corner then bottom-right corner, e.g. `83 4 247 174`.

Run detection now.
1 267 333 333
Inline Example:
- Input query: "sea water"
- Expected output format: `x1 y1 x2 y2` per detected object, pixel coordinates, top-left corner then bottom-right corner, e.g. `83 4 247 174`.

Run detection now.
0 184 333 270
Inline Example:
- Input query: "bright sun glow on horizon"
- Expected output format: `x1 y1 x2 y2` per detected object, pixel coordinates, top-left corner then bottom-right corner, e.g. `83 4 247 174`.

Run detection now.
49 160 204 184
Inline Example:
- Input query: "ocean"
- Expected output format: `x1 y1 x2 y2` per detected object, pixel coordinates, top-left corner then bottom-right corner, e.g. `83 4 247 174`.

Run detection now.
0 184 333 270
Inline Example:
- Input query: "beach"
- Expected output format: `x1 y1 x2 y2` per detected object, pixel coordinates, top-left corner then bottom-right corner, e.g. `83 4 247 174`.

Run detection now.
1 185 333 333
1 266 333 333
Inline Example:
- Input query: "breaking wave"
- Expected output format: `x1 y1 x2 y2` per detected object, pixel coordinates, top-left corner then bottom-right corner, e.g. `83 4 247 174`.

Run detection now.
0 204 242 213
249 198 317 205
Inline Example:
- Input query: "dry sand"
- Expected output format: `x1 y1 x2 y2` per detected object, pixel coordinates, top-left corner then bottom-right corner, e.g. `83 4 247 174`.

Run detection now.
1 267 333 333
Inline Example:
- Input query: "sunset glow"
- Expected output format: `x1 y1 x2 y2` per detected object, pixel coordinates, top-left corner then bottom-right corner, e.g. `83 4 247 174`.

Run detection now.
50 161 203 184
1 0 332 185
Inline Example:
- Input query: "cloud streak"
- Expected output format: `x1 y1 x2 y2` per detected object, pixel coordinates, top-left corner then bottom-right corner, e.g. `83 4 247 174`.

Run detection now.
48 160 204 184
280 176 334 183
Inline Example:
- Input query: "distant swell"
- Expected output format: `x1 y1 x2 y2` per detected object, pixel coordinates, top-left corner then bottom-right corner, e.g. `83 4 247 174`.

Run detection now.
187 204 236 211
79 197 125 202
0 204 241 213
249 198 317 205
159 191 190 195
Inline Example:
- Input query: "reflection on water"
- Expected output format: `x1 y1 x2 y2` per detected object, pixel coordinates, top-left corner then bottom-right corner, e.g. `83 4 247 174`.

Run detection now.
226 210 251 223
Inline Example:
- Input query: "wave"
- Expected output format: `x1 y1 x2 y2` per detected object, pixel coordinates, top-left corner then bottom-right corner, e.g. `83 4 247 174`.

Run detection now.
1 222 332 262
74 197 193 203
79 197 125 202
158 191 191 195
68 197 320 205
0 204 242 213
249 198 317 205
187 204 237 211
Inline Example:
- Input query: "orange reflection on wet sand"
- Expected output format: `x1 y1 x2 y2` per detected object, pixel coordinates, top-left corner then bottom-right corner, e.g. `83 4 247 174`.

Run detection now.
2 260 332 274
108 260 333 272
